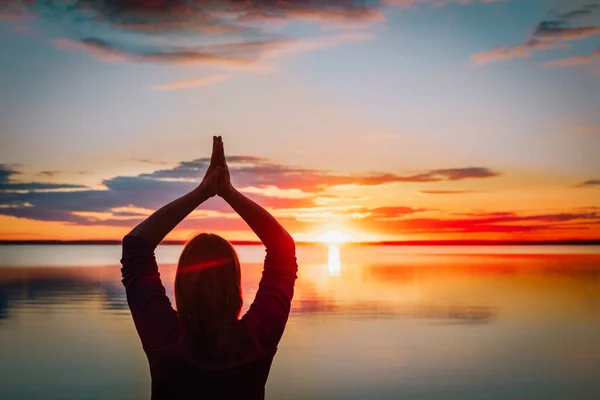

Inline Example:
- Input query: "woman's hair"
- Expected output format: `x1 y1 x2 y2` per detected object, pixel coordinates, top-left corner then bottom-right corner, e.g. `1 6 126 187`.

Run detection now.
175 233 243 359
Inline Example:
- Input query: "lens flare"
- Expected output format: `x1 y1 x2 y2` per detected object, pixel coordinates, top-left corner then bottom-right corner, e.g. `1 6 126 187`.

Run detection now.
318 230 350 244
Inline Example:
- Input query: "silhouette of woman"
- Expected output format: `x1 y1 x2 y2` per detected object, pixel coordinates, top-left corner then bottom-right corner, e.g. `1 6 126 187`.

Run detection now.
121 136 298 400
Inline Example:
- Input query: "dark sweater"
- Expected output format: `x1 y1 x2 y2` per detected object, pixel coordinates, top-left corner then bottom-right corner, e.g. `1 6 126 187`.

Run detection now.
121 235 298 400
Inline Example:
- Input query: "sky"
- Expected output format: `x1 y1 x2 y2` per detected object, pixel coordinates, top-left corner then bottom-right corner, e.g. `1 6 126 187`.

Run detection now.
0 0 599 242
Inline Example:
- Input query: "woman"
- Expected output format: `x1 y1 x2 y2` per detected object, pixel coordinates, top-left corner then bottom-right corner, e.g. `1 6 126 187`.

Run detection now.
121 136 298 399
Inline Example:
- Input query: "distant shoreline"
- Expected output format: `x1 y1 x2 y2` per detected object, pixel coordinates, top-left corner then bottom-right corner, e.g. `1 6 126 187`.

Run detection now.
1 240 599 246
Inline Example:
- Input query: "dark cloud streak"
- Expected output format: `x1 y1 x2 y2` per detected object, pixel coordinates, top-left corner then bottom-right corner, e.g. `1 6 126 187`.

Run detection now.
472 2 600 65
0 165 85 192
577 179 600 187
557 3 599 21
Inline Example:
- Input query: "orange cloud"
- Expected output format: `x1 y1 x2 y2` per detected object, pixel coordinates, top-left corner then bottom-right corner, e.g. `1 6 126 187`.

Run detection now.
472 45 535 65
151 75 228 91
471 39 578 65
5 161 599 241
259 33 375 58
347 209 600 239
539 26 600 42
545 49 600 68
0 160 501 230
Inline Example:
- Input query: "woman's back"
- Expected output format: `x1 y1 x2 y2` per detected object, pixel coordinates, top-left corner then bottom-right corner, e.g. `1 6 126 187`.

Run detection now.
147 323 275 400
121 235 297 400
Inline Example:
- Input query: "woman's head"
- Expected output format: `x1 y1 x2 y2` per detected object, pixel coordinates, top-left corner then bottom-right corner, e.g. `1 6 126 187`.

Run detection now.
175 233 242 337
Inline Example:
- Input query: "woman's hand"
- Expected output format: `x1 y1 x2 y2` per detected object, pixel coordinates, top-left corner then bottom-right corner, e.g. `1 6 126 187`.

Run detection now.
210 136 226 168
198 166 220 198
217 165 234 199
211 136 234 199
198 136 233 198
198 137 224 197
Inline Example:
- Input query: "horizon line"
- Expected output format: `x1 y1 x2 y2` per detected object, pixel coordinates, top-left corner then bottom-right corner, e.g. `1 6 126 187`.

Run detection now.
1 239 599 246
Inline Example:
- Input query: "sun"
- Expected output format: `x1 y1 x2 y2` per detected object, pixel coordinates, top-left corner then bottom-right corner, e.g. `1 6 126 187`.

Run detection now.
317 229 350 244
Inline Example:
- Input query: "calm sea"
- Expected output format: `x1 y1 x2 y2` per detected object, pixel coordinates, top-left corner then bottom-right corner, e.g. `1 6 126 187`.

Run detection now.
0 245 599 400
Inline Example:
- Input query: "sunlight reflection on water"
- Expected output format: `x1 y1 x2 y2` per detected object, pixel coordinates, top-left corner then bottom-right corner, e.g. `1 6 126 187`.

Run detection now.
327 245 341 276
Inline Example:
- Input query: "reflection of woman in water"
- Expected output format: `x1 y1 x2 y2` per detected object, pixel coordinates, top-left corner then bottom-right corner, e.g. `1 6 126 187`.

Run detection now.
121 137 298 399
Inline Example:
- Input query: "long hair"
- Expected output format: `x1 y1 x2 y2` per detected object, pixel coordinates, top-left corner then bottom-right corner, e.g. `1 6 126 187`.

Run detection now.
175 233 243 359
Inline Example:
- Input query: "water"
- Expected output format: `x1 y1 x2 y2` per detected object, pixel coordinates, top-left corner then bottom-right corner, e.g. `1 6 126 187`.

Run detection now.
1 245 599 400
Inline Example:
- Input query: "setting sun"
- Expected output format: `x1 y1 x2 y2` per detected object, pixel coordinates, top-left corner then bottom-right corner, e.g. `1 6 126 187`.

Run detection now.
317 230 350 244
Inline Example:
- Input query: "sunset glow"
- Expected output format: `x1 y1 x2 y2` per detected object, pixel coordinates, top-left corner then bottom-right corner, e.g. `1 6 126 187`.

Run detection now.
0 1 599 242
317 230 351 244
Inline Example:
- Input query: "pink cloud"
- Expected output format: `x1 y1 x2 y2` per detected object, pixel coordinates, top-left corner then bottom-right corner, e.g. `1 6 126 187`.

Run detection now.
237 7 385 28
53 34 374 71
471 45 535 65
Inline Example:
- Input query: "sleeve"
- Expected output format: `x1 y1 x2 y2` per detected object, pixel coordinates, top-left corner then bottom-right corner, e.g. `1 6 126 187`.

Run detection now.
121 235 180 351
241 246 298 355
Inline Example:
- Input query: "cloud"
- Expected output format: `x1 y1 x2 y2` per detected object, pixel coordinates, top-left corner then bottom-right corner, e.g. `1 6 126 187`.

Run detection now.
2 160 598 239
130 158 170 165
140 159 500 191
576 179 600 187
557 3 599 20
151 74 228 91
36 171 60 177
414 167 498 181
534 23 600 42
383 0 506 6
0 2 29 20
236 6 385 28
471 40 567 65
4 0 505 74
54 33 373 71
7 1 382 72
0 158 500 227
545 49 600 68
419 190 480 194
3 0 504 32
259 33 375 58
472 2 600 65
341 206 429 220
348 210 600 235
0 165 86 192
53 38 268 71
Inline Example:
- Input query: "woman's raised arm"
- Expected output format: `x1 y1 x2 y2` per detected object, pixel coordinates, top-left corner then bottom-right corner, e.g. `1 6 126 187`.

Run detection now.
213 137 297 355
127 138 222 246
212 137 295 252
121 138 224 350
